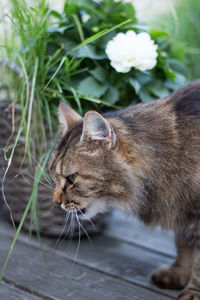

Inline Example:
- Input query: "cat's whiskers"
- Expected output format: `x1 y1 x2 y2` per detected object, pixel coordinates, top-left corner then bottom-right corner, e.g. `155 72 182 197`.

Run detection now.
77 217 92 245
70 212 76 239
78 209 96 230
24 150 53 186
24 171 52 190
66 211 75 241
53 212 70 248
58 211 74 246
72 212 81 266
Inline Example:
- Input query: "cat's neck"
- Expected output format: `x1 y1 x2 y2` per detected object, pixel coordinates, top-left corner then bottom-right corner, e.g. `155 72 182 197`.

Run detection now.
107 100 179 228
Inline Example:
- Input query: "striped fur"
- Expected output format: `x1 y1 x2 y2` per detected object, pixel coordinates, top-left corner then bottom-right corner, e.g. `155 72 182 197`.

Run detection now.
49 81 200 299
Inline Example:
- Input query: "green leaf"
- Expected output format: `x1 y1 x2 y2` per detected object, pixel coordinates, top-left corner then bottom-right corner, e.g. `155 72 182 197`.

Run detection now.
147 80 169 98
139 89 155 102
171 41 186 61
104 86 119 104
77 76 108 98
124 23 149 32
62 38 78 51
71 45 106 60
129 78 141 94
165 79 176 91
47 25 73 34
135 72 151 86
150 28 168 38
164 66 176 80
29 7 39 16
49 10 63 19
174 72 187 88
169 58 187 75
79 1 105 19
89 67 105 82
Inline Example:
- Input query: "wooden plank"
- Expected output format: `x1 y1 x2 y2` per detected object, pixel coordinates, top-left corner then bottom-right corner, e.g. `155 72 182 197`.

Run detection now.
0 281 43 300
105 210 176 257
0 223 177 298
0 213 178 298
0 232 174 300
48 233 178 299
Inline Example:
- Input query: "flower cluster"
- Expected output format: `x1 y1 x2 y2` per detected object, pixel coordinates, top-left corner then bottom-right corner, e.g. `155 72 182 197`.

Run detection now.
105 31 158 73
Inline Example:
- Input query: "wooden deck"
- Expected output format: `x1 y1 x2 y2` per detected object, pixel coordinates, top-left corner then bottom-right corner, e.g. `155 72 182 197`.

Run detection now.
0 208 180 300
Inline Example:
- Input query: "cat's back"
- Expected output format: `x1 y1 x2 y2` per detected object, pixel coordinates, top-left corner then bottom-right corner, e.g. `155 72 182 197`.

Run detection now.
105 81 200 176
171 81 200 143
173 80 200 117
106 81 200 137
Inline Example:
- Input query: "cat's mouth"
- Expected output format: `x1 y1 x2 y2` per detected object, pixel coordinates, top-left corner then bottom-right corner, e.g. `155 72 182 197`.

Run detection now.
60 203 87 217
60 200 107 220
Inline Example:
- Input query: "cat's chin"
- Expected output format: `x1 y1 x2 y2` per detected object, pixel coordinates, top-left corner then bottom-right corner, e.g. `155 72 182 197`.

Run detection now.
78 200 108 220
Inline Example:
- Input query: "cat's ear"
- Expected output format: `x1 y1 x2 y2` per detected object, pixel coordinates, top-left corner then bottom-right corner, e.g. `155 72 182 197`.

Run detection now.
58 102 82 132
81 111 116 148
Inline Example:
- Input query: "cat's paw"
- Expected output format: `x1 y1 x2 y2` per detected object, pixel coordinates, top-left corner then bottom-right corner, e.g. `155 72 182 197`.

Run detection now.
151 266 189 290
177 289 200 300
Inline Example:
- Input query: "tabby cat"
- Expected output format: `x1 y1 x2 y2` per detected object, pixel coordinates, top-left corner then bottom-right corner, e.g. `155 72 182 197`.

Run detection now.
49 81 200 300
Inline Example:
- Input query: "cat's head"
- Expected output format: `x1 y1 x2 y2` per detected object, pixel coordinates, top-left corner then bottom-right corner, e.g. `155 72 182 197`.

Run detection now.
49 103 134 219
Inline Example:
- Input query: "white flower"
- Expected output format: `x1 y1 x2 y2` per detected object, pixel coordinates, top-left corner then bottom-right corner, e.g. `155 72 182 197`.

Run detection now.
105 31 158 73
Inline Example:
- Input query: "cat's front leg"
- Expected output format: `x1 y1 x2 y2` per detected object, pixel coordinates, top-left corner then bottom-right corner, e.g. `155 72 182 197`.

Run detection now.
177 244 200 300
151 233 192 290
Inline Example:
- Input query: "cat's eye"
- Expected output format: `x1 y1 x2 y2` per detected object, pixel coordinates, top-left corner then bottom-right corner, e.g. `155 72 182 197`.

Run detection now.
65 172 78 189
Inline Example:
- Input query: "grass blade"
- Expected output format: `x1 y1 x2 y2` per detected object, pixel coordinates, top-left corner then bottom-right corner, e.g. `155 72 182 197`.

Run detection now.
68 18 132 54
70 87 83 115
42 56 66 92
79 94 122 109
25 57 39 149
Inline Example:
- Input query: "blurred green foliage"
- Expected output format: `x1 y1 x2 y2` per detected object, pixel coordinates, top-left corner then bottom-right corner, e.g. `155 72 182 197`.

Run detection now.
151 0 200 80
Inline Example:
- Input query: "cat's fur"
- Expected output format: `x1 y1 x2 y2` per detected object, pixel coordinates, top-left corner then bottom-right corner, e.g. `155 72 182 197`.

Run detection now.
49 81 200 300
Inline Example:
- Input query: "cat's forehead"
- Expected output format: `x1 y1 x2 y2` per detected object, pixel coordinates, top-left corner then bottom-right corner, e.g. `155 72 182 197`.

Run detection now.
49 123 83 171
58 122 83 151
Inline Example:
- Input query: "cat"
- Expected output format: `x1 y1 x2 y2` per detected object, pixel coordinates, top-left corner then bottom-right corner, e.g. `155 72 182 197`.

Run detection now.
49 81 200 300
